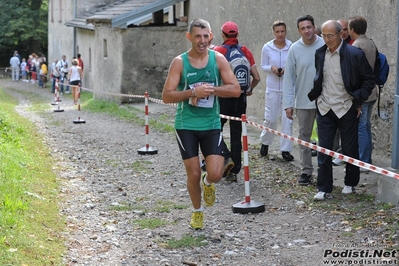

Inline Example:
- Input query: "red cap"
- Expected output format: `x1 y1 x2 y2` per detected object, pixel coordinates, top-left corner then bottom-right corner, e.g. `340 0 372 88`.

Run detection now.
221 21 238 34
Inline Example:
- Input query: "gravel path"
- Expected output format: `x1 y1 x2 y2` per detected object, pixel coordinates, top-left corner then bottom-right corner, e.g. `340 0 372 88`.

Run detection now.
2 79 397 266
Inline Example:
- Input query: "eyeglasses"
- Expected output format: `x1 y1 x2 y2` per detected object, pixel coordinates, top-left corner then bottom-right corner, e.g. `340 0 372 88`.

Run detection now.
321 32 339 40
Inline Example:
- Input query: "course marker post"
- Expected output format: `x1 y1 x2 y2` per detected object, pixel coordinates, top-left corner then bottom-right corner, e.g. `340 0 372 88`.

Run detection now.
232 114 265 214
51 79 60 105
53 79 64 112
73 83 85 124
138 92 157 155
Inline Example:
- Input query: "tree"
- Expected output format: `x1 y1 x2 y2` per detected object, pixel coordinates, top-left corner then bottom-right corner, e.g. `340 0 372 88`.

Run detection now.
0 0 48 66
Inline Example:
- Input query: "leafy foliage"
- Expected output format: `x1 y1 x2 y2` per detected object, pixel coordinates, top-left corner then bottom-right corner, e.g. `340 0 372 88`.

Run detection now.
0 0 48 65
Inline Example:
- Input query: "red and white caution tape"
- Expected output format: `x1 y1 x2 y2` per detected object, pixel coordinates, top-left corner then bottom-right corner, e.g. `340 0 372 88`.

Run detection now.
246 119 399 180
48 84 398 180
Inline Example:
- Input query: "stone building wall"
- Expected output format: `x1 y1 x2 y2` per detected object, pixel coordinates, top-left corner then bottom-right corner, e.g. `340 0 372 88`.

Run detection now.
188 0 397 160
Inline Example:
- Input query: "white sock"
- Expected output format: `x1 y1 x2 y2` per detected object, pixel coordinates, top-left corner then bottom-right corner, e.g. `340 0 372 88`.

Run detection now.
193 207 203 212
203 173 211 186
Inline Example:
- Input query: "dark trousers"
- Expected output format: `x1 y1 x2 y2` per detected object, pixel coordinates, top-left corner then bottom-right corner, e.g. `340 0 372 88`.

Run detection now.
316 105 360 193
219 94 246 174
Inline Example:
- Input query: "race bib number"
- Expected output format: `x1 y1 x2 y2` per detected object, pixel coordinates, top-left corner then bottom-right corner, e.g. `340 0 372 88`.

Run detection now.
188 82 215 108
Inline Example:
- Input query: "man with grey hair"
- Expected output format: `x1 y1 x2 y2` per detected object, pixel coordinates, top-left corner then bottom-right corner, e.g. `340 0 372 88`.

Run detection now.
308 20 374 200
162 18 240 229
337 19 353 44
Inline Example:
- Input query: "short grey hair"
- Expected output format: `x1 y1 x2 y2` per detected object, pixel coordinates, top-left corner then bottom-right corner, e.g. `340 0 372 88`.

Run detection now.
188 18 211 33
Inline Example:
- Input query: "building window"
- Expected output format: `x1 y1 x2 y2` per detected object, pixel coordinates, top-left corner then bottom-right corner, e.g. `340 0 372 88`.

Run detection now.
103 39 108 58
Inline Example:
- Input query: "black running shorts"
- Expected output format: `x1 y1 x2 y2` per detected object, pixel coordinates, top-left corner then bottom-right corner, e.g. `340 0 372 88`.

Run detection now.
175 129 223 160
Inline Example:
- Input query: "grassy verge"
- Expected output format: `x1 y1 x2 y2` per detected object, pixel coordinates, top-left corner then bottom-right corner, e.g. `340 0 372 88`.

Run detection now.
0 89 65 265
81 94 175 134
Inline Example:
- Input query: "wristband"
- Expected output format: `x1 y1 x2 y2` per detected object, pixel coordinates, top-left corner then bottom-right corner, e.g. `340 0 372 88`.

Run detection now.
191 88 196 97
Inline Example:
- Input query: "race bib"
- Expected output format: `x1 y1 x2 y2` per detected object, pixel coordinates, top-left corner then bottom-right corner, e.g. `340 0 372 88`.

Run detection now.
188 82 215 108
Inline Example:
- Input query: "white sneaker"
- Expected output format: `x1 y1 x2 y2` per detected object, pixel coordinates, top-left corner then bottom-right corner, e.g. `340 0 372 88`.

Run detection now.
332 158 343 166
342 186 355 194
314 192 332 201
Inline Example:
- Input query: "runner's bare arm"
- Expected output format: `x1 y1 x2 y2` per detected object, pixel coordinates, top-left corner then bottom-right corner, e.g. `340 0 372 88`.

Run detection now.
162 56 194 103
